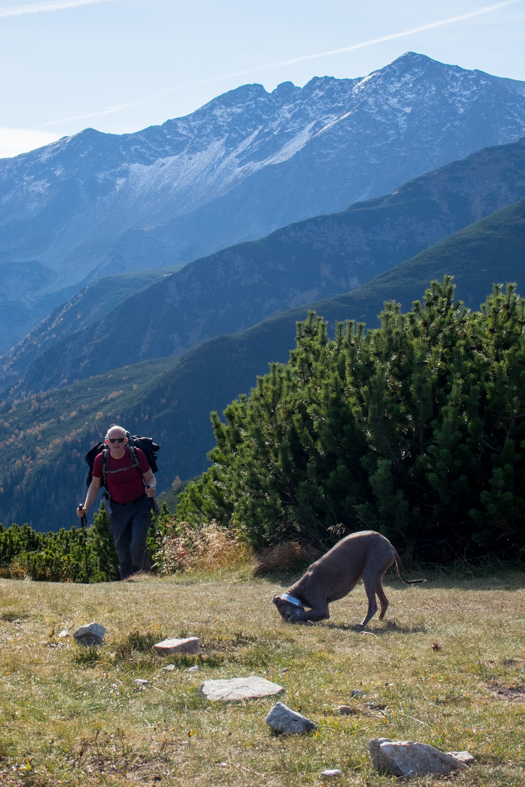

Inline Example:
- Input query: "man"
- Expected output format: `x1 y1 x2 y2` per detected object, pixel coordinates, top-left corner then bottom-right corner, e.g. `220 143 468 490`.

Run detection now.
77 425 157 580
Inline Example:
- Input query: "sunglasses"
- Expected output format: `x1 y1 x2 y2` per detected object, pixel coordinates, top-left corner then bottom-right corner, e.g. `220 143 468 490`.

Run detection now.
108 437 126 444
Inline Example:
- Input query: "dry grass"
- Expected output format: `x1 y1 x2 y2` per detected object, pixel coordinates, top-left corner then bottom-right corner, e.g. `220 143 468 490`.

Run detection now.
0 568 524 786
158 521 253 574
252 541 321 576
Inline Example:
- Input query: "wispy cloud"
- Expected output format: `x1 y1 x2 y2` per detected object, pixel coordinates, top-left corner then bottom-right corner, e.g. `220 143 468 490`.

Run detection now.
40 0 525 128
261 0 525 69
0 0 108 19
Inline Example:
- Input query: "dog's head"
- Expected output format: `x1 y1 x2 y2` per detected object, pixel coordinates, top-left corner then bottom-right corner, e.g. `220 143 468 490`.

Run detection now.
272 593 305 623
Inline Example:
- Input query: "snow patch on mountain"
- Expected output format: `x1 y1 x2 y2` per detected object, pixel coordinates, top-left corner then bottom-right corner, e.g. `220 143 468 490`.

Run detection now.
2 51 525 319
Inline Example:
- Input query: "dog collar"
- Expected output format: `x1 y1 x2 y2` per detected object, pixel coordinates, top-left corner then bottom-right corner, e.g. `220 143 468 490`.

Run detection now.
281 593 304 608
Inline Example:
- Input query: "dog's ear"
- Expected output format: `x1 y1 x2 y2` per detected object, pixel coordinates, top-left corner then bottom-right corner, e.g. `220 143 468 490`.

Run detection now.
272 594 282 607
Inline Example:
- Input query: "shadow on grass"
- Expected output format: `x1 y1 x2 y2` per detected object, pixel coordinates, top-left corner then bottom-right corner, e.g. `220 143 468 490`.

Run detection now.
325 618 427 635
74 630 227 671
0 610 30 621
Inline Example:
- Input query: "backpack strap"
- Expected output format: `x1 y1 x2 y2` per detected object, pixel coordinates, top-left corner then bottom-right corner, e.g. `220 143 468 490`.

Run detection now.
102 448 109 490
128 445 143 478
103 446 144 485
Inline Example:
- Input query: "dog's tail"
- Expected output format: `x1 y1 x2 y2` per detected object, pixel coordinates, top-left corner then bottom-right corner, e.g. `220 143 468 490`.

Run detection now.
393 550 426 585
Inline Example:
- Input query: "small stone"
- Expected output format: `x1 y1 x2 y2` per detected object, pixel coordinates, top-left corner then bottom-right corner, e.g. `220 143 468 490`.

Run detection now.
447 751 476 765
337 705 356 715
200 676 284 702
58 630 70 639
368 738 469 777
162 664 175 671
351 690 366 697
153 637 200 655
265 702 317 734
320 769 342 778
73 622 105 646
279 667 289 673
185 665 200 673
135 679 149 685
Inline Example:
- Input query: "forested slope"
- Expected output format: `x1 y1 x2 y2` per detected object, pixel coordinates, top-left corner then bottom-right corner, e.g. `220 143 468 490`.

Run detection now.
1 199 524 531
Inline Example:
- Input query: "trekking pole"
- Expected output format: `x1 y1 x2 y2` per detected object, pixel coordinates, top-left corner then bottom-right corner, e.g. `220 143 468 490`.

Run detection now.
77 504 87 530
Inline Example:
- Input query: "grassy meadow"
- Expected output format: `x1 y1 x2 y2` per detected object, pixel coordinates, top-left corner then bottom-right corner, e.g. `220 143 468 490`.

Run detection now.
1 568 524 786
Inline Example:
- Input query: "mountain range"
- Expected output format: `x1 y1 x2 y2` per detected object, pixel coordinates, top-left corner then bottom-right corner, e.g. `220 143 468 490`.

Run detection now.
3 134 525 396
2 52 525 531
3 51 525 351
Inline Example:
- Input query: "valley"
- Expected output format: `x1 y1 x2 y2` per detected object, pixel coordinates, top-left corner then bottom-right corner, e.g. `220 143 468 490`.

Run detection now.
1 197 524 531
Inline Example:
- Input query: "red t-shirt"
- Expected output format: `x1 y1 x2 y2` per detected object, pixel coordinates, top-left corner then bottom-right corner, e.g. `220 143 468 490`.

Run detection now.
93 446 150 504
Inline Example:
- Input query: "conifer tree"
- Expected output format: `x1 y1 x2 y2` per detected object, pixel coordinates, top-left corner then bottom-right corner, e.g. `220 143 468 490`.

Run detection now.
174 278 525 560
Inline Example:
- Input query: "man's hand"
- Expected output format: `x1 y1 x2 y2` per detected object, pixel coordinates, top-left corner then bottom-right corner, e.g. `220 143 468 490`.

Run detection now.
77 504 87 518
145 484 156 498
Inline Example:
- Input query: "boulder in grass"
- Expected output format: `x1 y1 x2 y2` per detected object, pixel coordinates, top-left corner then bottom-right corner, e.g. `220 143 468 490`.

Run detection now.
368 738 470 777
73 622 105 646
265 702 317 734
153 637 200 655
200 676 284 701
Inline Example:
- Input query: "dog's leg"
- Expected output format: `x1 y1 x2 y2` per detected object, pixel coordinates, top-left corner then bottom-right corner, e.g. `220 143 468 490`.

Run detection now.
290 607 330 623
289 597 330 623
376 579 389 620
360 573 379 627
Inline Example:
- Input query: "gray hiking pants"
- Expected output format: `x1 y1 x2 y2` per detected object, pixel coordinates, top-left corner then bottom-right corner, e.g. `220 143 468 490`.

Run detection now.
108 495 152 580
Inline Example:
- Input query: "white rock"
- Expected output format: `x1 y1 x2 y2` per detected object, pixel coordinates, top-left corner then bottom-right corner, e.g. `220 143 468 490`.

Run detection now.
162 664 175 671
153 637 200 655
185 665 200 673
447 751 476 765
368 738 469 777
135 679 149 685
58 630 70 639
320 769 342 778
73 622 105 646
200 676 284 702
265 702 317 734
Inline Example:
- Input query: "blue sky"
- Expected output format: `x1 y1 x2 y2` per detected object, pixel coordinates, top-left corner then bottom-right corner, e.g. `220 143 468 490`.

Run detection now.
1 0 524 158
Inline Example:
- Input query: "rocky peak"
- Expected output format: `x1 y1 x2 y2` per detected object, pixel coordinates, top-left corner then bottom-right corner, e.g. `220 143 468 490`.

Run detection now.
2 52 525 330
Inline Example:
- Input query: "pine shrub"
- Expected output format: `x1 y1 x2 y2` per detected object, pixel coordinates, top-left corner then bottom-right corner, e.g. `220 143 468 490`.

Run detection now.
177 278 525 562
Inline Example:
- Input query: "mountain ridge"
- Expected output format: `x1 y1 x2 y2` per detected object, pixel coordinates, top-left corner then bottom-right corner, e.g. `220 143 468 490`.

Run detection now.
4 134 525 396
3 51 525 303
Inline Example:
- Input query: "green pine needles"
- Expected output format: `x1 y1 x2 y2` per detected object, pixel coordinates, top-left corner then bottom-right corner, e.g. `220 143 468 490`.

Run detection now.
0 505 120 582
177 278 525 562
0 501 176 583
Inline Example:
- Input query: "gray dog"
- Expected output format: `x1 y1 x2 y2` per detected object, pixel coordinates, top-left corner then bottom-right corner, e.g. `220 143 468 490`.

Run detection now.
273 530 425 627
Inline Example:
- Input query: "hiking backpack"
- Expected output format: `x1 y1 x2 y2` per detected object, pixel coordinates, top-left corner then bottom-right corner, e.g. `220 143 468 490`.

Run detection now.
84 433 160 489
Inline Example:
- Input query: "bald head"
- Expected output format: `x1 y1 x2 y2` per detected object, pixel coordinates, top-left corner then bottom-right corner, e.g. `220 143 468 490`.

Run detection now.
106 425 126 440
